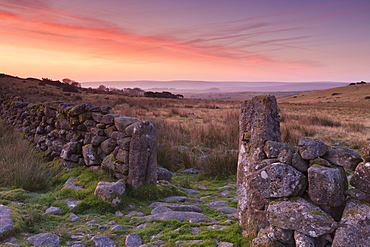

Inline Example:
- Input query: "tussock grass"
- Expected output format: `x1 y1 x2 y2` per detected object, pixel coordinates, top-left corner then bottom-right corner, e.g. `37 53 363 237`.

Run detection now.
0 121 57 191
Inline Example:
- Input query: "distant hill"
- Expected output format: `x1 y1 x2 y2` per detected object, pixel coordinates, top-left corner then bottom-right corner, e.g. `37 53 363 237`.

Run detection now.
83 80 348 93
279 83 370 104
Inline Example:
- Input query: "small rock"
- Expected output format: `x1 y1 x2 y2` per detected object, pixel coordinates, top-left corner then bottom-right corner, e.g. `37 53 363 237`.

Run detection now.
0 205 14 234
181 168 200 174
218 186 235 190
63 177 84 190
150 240 165 246
133 211 208 222
298 138 328 160
220 191 231 197
183 188 200 195
43 206 62 215
107 221 118 225
215 207 237 213
126 211 144 217
157 167 173 180
115 211 124 216
26 233 60 247
64 198 81 210
207 201 229 208
125 233 143 247
151 206 173 215
191 227 201 235
207 225 229 230
94 179 126 206
69 213 81 222
163 196 187 202
91 235 116 247
133 223 147 230
111 225 124 231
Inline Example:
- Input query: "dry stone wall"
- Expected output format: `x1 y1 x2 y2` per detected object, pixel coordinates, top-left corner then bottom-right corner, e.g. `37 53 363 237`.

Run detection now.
0 91 157 189
237 95 370 247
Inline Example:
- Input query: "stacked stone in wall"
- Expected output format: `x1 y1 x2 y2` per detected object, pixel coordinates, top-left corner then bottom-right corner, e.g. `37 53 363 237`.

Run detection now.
0 91 157 189
237 95 370 247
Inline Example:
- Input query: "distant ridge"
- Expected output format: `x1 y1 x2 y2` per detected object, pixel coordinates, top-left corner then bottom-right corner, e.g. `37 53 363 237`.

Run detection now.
82 80 348 93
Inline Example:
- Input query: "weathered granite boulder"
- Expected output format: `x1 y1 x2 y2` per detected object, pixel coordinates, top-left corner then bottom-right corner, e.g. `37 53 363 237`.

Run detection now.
26 233 60 247
248 162 307 199
82 144 102 166
133 211 208 222
238 96 281 234
60 142 81 162
101 114 119 125
91 235 116 247
345 188 370 203
0 205 13 234
267 198 337 237
127 121 157 188
361 141 370 162
291 152 309 172
298 138 328 160
332 199 370 247
308 164 347 207
263 141 292 159
350 162 370 193
277 148 294 165
294 231 329 247
94 180 126 206
157 167 173 181
101 138 117 155
114 116 140 132
322 146 362 170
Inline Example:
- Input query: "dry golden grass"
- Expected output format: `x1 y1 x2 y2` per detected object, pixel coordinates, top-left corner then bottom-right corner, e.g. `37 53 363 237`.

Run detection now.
2 74 369 173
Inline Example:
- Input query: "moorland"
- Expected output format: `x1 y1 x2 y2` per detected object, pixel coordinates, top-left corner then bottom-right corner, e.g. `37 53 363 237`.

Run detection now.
0 73 369 246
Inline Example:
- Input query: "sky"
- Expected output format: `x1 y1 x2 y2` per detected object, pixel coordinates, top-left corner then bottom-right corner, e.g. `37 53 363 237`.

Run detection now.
1 0 370 86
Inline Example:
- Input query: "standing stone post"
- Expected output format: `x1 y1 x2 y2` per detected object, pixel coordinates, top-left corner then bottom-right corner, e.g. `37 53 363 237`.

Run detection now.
127 121 158 188
237 95 281 237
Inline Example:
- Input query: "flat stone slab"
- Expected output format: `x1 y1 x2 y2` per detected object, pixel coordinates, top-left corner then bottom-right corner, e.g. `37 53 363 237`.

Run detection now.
91 235 116 247
215 207 237 213
207 201 229 208
133 211 208 222
148 202 203 212
183 188 200 195
163 196 187 202
26 233 60 247
0 205 13 234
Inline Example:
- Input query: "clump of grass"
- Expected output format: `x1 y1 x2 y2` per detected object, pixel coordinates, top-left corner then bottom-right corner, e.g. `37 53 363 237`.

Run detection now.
0 121 57 191
200 150 238 178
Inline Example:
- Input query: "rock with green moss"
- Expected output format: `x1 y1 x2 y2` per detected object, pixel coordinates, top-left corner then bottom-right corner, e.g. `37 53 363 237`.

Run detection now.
237 96 281 236
294 231 330 247
267 198 337 237
298 138 328 160
101 138 117 155
128 121 157 188
296 154 312 171
322 146 362 170
361 141 370 162
60 142 82 162
82 144 102 166
308 164 347 207
263 141 292 159
350 162 370 193
101 114 119 125
114 116 140 132
332 199 370 246
0 205 13 234
94 179 126 206
247 162 307 199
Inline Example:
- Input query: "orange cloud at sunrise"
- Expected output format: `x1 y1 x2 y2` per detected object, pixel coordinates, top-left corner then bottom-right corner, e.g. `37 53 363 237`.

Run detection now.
1 0 370 85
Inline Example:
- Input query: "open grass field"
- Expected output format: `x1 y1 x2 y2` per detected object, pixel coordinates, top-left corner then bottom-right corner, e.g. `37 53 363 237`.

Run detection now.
1 74 369 245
